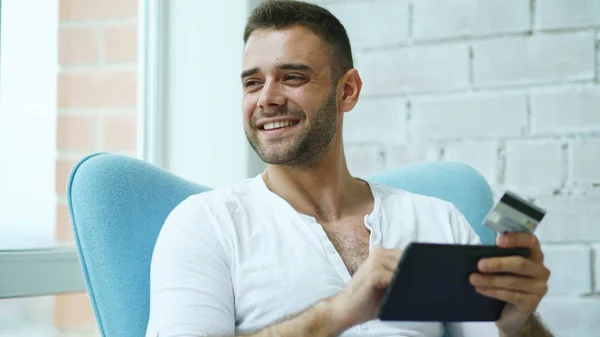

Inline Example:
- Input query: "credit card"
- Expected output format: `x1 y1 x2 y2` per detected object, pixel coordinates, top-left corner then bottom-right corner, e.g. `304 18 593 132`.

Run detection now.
483 191 546 234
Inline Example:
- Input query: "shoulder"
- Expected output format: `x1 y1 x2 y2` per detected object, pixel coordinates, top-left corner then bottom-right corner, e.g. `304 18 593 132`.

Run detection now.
374 183 458 215
373 183 480 245
159 176 264 242
154 177 266 262
169 176 263 219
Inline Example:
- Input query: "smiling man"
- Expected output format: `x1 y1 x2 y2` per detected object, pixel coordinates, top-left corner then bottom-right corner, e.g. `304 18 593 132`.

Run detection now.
145 1 554 336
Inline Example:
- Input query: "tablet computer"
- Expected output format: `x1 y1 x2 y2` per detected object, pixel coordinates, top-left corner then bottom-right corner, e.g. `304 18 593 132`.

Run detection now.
377 243 530 322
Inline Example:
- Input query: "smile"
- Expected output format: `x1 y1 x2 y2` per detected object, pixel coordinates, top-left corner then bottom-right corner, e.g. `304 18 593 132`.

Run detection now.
261 120 299 130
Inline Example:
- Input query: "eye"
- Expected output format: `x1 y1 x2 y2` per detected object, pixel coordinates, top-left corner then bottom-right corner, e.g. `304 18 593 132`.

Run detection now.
284 74 305 82
243 79 262 88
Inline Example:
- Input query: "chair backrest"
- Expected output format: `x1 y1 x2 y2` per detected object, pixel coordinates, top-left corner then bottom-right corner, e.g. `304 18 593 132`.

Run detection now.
67 153 495 337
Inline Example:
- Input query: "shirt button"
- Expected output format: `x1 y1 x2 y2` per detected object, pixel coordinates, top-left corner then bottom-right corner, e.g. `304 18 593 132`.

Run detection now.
360 323 370 330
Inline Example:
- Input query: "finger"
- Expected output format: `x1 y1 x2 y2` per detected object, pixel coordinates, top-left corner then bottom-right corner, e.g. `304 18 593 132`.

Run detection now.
371 248 403 273
497 233 544 263
478 256 550 280
474 287 540 313
470 273 548 297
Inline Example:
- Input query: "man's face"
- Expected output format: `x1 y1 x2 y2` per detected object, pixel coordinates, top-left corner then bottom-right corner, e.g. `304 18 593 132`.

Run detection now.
241 26 339 166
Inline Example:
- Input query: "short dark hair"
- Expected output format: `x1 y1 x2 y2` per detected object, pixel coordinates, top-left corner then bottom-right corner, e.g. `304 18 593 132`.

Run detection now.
243 0 354 80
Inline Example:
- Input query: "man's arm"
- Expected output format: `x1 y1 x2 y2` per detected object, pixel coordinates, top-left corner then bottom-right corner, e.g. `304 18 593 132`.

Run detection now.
230 248 403 337
500 314 553 337
236 298 343 337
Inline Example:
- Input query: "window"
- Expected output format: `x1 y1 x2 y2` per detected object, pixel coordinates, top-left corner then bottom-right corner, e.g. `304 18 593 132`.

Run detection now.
0 0 140 335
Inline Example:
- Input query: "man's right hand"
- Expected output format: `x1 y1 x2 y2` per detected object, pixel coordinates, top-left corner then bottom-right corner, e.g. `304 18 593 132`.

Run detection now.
327 248 403 332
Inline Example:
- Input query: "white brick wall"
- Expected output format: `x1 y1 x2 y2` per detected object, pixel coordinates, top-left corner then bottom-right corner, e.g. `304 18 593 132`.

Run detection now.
535 196 600 242
531 86 600 135
345 145 385 178
442 141 498 185
410 92 528 141
323 0 600 334
343 97 407 144
413 0 530 41
594 244 600 294
597 32 600 82
537 297 600 337
569 139 600 184
504 140 564 195
323 0 409 50
385 143 440 168
355 44 469 96
542 245 593 296
472 32 596 87
536 0 600 30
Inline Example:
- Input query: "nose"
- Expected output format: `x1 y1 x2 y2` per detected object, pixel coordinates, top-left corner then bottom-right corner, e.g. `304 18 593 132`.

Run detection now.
257 80 285 109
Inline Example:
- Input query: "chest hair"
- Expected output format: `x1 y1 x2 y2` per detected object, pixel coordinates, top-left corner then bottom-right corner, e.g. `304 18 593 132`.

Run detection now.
324 223 371 276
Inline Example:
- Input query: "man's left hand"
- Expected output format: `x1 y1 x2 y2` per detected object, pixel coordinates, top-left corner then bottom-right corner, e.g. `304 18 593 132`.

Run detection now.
469 232 551 336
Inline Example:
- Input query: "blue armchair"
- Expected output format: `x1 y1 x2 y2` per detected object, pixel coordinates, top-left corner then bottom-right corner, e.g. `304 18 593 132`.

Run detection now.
67 153 495 337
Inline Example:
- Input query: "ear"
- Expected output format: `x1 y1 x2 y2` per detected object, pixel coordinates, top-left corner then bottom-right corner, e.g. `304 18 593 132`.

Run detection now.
338 69 362 114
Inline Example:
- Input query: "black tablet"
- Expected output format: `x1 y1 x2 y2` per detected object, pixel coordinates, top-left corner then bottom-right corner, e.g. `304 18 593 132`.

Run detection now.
377 243 530 322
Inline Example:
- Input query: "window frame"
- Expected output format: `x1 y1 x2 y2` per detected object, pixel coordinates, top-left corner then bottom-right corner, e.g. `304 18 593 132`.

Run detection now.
0 0 158 299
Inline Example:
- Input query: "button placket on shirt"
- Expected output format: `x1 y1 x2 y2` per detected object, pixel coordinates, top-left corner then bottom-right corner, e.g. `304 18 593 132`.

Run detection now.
303 212 379 334
303 216 352 283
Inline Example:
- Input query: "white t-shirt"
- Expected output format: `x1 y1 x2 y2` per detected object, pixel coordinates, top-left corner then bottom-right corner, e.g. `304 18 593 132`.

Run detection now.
145 175 499 337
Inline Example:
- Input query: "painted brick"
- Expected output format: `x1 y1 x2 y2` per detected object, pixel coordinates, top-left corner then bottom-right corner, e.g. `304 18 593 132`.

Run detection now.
60 0 137 21
59 27 98 65
384 144 440 168
542 244 593 296
53 294 96 330
535 196 600 242
536 297 600 337
346 145 385 178
344 97 407 144
58 70 137 108
56 202 73 243
103 25 138 63
594 244 600 294
472 32 596 87
413 0 530 41
597 32 600 82
355 44 469 96
531 86 600 135
56 115 96 152
443 141 498 185
324 0 408 49
536 0 600 30
569 139 600 184
410 92 528 141
100 113 137 152
504 140 563 194
55 158 80 196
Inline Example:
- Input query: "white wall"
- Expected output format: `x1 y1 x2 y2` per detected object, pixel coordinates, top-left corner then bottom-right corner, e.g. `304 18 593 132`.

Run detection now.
163 0 264 188
312 0 600 336
0 0 58 247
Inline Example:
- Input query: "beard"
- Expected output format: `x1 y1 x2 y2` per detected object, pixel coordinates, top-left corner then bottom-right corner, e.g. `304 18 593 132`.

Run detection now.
245 89 338 167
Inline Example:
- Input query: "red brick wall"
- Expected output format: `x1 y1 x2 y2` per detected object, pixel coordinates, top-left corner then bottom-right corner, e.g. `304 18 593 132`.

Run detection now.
55 0 138 333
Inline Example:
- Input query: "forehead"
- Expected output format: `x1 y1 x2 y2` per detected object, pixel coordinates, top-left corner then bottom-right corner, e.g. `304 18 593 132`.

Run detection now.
242 26 331 72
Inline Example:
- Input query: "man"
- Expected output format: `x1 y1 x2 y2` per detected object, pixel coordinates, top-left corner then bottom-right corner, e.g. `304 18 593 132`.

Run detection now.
146 1 553 336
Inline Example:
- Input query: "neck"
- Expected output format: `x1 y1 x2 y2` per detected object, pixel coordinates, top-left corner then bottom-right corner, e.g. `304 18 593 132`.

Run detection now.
262 140 371 223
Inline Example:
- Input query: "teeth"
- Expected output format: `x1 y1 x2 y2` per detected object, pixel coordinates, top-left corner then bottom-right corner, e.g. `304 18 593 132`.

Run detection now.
263 120 296 130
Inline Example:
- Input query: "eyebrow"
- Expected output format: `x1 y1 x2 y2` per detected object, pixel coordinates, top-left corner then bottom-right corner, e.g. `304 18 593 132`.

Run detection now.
240 63 313 79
